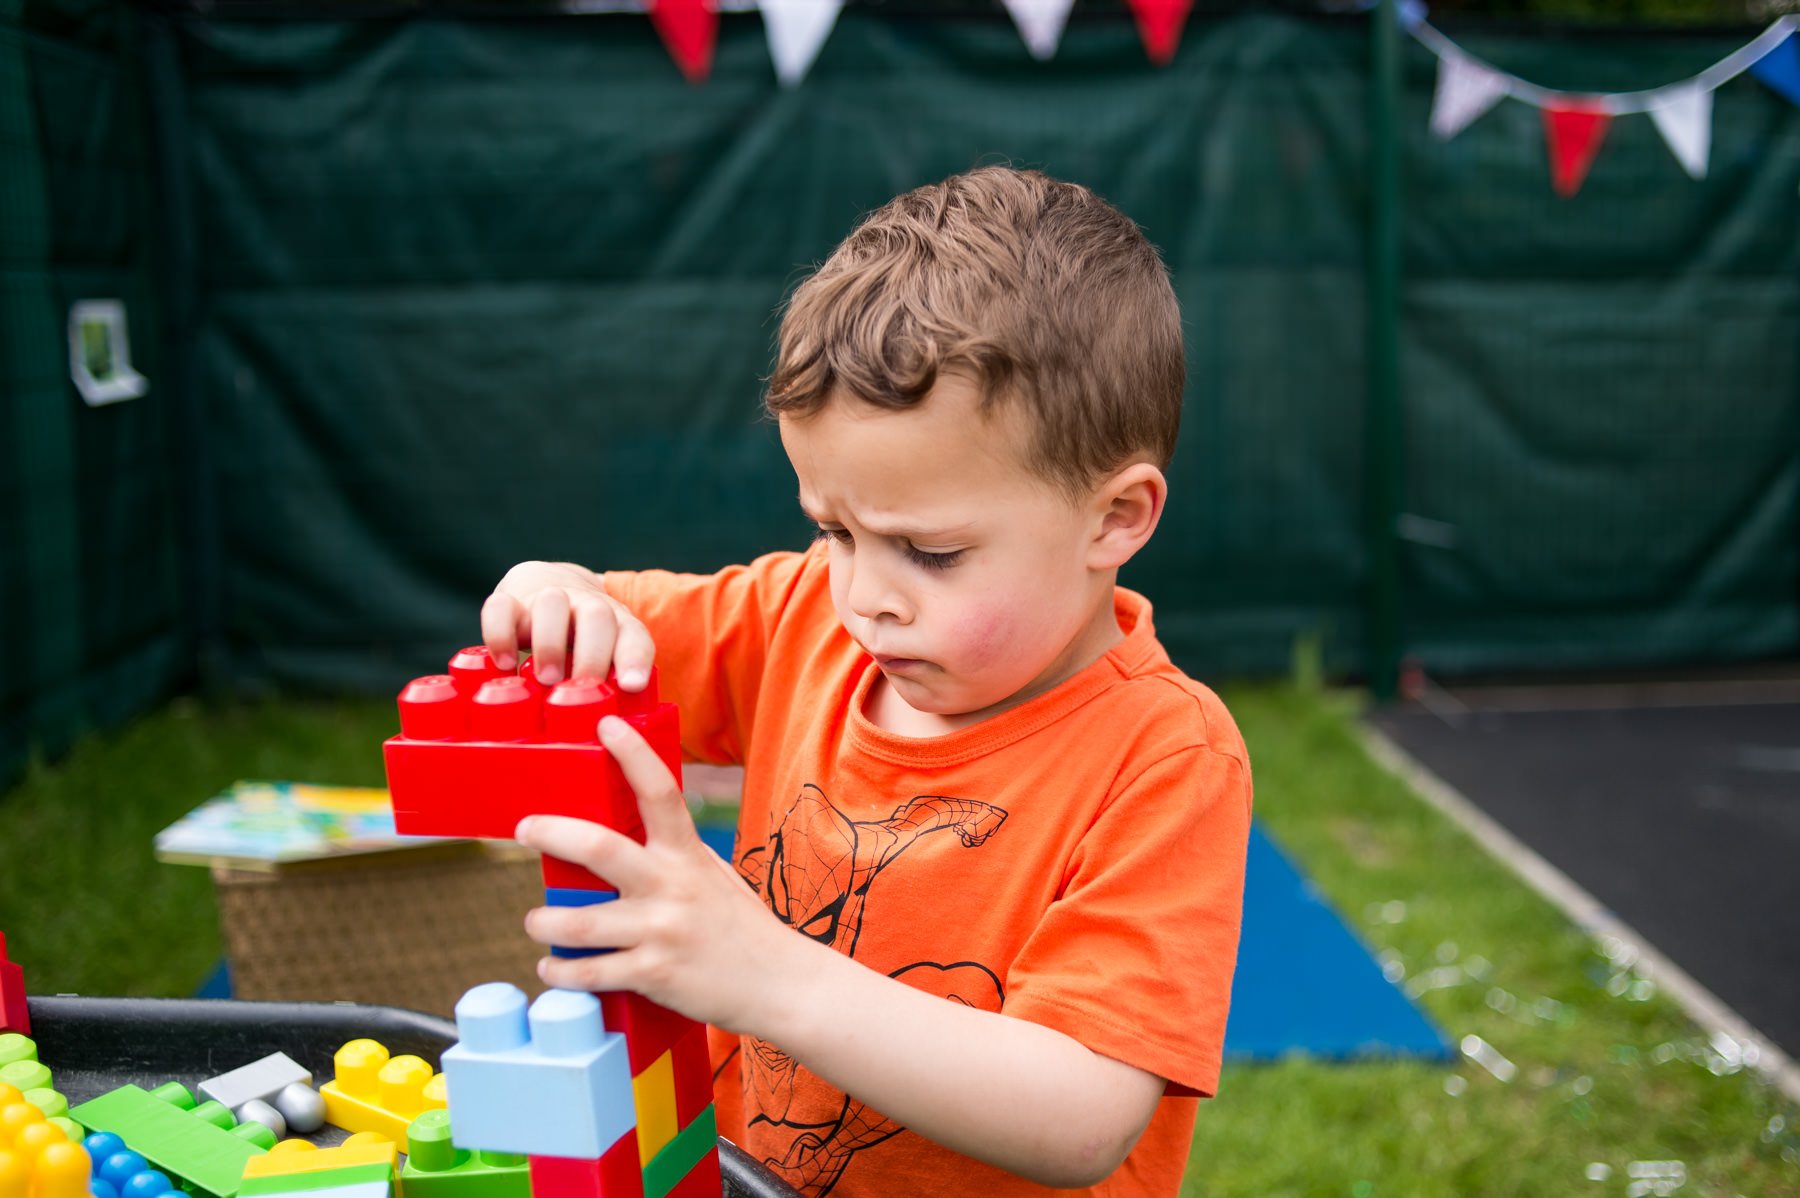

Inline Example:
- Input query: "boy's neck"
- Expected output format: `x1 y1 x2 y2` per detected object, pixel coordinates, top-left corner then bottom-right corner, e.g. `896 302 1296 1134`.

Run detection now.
865 586 1126 738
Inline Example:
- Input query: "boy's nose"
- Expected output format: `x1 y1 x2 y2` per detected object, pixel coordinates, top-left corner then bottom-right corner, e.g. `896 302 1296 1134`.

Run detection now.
846 557 910 624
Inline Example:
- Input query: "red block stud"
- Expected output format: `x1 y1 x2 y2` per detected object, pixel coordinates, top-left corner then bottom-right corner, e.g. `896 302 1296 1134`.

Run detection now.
1 931 29 1035
471 676 542 742
528 1133 644 1198
544 677 621 744
397 675 465 741
449 645 509 695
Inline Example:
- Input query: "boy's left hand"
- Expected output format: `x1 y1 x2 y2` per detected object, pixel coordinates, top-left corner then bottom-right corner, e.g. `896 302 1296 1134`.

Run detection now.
515 715 794 1034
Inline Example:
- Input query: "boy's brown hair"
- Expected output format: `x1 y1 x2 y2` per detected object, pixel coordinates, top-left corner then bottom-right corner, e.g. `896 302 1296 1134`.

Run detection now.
765 166 1184 497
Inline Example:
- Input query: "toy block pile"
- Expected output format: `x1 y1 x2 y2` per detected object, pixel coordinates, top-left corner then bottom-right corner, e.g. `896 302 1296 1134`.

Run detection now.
384 649 722 1198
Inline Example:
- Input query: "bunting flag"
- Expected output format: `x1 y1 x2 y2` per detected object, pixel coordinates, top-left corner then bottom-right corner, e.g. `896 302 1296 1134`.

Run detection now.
760 0 841 85
1412 13 1800 196
1002 0 1076 62
1647 83 1713 179
1542 105 1610 197
1126 0 1192 67
649 0 717 83
1750 32 1800 107
1429 48 1510 139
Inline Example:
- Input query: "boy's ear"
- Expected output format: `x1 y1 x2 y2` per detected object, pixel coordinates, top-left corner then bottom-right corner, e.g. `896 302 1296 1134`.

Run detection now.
1087 463 1167 570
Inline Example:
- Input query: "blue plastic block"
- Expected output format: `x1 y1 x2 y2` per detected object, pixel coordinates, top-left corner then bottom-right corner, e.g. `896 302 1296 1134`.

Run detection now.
543 888 620 960
440 983 635 1159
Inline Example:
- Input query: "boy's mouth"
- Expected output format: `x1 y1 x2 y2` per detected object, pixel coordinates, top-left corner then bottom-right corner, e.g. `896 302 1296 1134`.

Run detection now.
872 653 927 673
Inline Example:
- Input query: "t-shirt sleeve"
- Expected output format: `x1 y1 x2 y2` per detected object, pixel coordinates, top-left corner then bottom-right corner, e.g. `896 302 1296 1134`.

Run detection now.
602 548 817 767
1000 743 1251 1099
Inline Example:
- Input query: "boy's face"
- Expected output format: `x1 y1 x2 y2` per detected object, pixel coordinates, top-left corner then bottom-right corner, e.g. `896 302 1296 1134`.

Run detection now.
779 376 1123 732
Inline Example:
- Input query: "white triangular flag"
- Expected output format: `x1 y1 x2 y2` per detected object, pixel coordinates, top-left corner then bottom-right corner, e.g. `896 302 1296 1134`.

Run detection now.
760 0 842 87
1430 49 1511 140
1002 0 1076 61
1648 82 1713 179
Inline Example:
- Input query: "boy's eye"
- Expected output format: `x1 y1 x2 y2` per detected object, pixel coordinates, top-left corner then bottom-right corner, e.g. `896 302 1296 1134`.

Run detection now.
812 526 853 547
904 544 964 571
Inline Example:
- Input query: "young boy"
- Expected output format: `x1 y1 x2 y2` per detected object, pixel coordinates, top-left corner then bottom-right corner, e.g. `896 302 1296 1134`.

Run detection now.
480 167 1251 1196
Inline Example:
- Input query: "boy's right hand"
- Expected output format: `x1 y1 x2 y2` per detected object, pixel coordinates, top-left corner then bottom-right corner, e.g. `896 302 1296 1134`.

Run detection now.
480 561 656 690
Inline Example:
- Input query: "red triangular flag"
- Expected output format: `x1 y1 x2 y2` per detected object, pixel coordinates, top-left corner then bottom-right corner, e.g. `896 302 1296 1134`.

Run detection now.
1126 0 1192 66
1541 104 1611 198
649 0 717 83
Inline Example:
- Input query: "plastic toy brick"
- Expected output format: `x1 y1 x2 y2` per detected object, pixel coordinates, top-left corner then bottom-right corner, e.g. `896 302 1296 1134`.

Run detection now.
69 1082 274 1198
668 1026 712 1129
0 1097 91 1198
239 1132 397 1194
544 888 620 960
598 993 694 1078
661 1148 722 1198
440 983 634 1160
0 1038 80 1139
318 1042 443 1144
0 933 28 1036
399 1109 528 1198
85 1132 191 1198
630 1051 677 1167
640 1105 716 1198
525 1136 642 1198
199 1054 324 1137
383 652 682 892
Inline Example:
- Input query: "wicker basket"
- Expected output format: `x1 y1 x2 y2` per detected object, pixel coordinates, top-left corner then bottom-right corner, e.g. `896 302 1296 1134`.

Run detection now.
212 842 544 1018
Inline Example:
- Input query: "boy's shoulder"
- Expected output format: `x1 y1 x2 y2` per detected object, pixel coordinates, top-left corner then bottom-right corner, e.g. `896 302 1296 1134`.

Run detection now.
1097 589 1249 768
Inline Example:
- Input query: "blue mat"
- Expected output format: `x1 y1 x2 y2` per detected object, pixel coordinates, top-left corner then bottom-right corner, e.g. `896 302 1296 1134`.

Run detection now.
1225 822 1452 1060
201 823 1452 1062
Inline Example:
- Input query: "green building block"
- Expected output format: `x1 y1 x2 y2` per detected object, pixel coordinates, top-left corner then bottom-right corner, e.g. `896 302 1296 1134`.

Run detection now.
0 1032 37 1069
399 1109 530 1198
642 1106 716 1198
239 1161 396 1196
0 1032 80 1140
71 1082 275 1198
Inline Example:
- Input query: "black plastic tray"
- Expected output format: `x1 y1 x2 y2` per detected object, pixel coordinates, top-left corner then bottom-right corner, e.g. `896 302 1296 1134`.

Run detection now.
25 995 796 1198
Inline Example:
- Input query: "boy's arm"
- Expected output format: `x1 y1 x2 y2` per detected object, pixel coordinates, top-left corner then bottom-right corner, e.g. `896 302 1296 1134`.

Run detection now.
518 717 1166 1189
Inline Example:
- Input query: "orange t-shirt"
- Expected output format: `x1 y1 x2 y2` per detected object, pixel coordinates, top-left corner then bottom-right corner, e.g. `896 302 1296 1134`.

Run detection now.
606 546 1252 1197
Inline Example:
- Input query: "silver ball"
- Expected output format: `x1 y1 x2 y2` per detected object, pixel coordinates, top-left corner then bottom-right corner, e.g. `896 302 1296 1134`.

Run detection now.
274 1082 326 1134
233 1098 285 1139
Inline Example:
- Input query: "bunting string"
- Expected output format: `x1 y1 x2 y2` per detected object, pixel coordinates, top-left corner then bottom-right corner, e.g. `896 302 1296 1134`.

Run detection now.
1412 11 1800 193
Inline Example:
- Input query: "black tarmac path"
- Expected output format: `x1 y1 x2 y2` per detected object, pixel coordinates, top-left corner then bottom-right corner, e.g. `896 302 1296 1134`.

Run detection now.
1368 677 1800 1062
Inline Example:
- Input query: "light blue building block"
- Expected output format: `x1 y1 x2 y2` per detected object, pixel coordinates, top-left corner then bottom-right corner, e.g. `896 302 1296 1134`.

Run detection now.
441 983 635 1159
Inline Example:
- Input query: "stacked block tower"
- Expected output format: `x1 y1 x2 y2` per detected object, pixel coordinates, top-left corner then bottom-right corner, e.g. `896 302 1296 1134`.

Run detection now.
384 648 722 1198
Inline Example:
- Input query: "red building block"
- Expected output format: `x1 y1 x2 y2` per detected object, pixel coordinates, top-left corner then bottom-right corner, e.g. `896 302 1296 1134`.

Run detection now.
663 1149 722 1198
1 931 29 1035
528 1133 644 1198
600 993 695 1078
669 1025 713 1128
385 651 682 845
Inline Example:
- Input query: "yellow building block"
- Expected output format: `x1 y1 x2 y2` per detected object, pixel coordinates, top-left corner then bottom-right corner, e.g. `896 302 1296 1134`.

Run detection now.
320 1042 445 1143
632 1051 678 1165
242 1133 397 1182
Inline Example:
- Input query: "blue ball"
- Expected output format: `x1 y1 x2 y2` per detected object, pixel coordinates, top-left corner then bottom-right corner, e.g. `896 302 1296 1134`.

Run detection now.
120 1171 175 1198
99 1152 149 1188
88 1179 120 1198
82 1132 125 1162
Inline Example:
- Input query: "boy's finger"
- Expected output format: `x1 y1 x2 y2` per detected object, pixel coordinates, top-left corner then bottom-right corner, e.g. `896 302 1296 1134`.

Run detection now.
610 607 656 692
536 952 628 995
523 899 628 954
527 589 573 684
479 592 524 671
568 593 621 683
597 716 697 849
515 814 652 893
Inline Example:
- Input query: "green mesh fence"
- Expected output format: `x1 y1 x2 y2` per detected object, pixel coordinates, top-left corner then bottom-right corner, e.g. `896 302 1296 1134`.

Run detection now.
1 0 185 788
4 4 1797 786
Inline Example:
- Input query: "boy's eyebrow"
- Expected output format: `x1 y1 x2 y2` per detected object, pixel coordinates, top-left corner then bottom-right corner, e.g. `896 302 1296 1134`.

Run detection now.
796 497 974 541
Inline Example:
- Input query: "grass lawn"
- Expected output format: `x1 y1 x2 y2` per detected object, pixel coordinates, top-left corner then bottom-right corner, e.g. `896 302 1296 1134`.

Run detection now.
2 683 1795 1194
